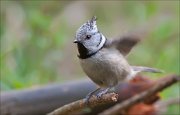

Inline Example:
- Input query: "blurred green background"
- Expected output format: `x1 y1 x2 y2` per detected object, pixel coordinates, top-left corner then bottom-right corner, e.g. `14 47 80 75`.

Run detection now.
0 1 179 114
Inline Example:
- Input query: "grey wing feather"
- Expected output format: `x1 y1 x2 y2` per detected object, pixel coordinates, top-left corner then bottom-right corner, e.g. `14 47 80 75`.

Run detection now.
131 66 164 73
105 34 140 56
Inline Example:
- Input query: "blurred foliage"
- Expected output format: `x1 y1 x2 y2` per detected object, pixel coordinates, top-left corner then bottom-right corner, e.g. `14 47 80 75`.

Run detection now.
0 1 179 114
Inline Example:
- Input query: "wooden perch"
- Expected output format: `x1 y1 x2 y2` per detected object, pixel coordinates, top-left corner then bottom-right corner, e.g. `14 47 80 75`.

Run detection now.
99 75 179 115
0 79 97 115
47 93 118 115
48 75 179 115
1 75 179 115
154 97 180 115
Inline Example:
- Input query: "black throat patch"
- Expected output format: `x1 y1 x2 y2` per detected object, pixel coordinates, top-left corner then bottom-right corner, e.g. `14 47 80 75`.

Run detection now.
77 36 106 59
77 43 89 59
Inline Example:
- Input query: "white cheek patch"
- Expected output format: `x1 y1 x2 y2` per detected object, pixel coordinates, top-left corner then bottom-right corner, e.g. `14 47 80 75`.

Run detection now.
82 33 106 55
97 34 106 50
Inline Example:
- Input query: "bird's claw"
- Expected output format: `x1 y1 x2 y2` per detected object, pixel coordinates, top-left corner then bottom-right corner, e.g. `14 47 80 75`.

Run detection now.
84 88 101 105
97 92 104 99
84 95 91 105
96 88 109 99
84 88 110 105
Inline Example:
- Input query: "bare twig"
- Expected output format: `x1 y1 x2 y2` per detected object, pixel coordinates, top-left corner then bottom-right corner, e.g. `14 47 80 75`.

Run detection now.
48 93 118 115
155 97 180 108
155 97 180 114
99 75 180 115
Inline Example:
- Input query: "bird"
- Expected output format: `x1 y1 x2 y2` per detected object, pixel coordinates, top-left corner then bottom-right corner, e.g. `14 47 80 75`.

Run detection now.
74 16 162 103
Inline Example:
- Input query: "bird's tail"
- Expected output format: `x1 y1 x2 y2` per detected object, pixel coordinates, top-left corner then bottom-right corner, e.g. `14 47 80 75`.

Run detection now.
131 66 164 73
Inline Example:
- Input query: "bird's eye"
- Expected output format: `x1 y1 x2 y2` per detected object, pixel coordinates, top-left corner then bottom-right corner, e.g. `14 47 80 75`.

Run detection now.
86 35 91 39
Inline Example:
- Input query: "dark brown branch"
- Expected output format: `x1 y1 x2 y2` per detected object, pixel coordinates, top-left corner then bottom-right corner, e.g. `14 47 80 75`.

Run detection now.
48 75 178 115
1 75 178 115
0 79 97 115
47 75 156 115
99 75 180 115
0 75 154 115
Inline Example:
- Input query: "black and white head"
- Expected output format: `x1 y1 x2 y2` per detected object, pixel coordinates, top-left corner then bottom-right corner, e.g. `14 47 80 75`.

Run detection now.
74 16 106 59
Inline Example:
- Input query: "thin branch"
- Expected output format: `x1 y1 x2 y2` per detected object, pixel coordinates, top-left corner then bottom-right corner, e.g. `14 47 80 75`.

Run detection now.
154 97 180 114
156 97 180 108
99 75 180 115
47 93 118 115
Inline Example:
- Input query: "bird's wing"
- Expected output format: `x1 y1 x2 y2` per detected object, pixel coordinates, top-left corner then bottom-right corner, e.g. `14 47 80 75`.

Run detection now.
131 66 164 73
105 34 140 56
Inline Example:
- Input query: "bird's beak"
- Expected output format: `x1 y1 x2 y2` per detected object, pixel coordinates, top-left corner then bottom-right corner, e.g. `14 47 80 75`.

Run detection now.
73 40 80 43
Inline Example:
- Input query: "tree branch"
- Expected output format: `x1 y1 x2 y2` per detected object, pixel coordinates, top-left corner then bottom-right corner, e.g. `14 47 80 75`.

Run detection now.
47 75 179 115
0 79 97 115
154 97 180 114
99 75 179 115
48 93 118 115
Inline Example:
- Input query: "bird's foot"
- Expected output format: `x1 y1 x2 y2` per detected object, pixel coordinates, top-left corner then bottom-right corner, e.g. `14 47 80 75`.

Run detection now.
84 88 101 105
84 95 91 105
96 88 110 99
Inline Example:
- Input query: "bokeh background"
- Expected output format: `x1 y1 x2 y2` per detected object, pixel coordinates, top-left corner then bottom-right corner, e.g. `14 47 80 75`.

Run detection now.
0 1 179 114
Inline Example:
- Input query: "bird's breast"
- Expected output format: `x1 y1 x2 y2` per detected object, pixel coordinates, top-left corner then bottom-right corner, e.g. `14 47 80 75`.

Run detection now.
79 48 131 87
